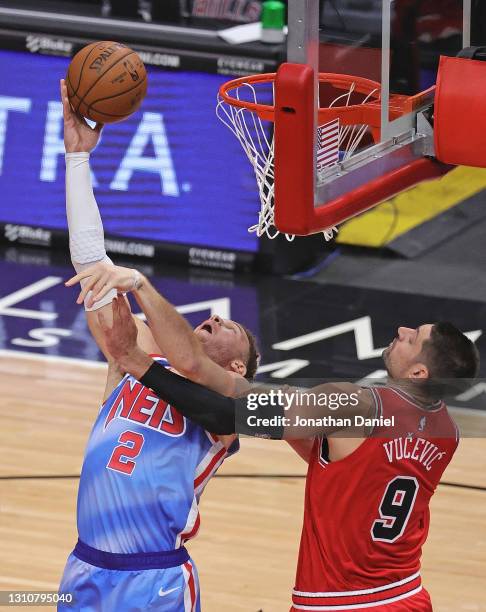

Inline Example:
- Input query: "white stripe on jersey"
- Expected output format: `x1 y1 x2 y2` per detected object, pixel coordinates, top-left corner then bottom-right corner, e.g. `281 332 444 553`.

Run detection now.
182 562 197 612
194 450 227 498
293 571 421 597
292 586 423 610
175 496 199 548
193 436 228 499
194 436 225 481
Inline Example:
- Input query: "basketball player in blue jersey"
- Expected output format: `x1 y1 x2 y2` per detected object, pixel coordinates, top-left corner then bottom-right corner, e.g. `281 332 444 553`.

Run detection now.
58 80 259 612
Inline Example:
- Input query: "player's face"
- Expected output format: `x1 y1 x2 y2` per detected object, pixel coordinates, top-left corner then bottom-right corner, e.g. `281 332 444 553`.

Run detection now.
382 324 434 379
194 315 250 371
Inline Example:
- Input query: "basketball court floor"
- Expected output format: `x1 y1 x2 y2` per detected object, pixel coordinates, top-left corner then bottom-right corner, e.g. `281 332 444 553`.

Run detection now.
1 228 485 611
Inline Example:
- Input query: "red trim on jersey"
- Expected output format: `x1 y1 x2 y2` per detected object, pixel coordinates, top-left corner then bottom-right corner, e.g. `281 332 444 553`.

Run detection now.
292 573 422 609
180 513 201 544
194 446 227 489
177 439 229 547
184 561 197 612
178 442 228 545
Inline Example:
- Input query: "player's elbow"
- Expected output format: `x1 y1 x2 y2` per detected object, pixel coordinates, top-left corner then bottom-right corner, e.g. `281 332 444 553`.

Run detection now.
172 341 215 386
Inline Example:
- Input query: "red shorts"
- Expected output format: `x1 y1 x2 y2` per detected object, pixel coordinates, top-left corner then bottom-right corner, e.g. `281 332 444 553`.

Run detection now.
290 587 432 611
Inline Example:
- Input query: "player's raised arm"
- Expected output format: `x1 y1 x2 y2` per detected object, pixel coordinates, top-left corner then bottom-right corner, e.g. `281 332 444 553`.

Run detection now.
68 265 247 396
61 79 159 366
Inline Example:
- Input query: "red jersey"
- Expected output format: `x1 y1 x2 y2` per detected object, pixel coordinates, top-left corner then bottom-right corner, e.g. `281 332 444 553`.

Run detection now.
292 385 459 611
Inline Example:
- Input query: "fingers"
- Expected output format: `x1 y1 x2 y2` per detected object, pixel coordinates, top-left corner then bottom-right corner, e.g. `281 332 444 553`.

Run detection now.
97 308 109 332
61 85 70 118
116 296 139 344
60 79 74 121
65 271 88 287
108 294 119 326
65 265 101 287
118 295 132 319
78 275 102 305
111 295 128 333
114 295 134 329
89 273 113 305
66 266 132 308
61 78 87 127
122 294 132 312
65 270 100 305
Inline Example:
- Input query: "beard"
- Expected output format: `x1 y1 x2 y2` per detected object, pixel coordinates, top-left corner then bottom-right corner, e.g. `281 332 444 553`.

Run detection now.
201 340 235 370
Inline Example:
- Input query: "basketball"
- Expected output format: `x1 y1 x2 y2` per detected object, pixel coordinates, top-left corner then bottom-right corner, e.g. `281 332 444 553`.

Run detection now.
66 41 147 124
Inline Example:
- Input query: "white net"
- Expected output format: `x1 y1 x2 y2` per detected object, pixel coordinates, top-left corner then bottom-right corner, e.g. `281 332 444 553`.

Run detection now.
216 78 377 241
216 80 286 240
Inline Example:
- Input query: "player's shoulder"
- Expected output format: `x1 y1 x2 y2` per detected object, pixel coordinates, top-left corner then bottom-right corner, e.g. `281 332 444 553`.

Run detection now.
324 381 375 415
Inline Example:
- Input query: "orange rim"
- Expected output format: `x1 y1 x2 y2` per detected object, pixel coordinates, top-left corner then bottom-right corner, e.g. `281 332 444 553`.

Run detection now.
218 72 382 123
218 73 435 128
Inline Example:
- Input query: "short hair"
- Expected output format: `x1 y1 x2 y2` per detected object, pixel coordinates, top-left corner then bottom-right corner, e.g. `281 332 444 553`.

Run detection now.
420 322 480 397
241 324 260 380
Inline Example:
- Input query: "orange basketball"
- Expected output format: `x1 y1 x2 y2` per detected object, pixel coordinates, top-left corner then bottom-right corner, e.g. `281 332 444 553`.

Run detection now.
66 41 147 124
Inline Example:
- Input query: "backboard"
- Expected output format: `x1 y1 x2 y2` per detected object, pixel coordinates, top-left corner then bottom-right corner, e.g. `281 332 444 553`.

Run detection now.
273 0 472 235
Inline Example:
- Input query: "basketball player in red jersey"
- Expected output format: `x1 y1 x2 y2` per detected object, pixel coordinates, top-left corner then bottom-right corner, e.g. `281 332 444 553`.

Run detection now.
289 323 478 611
66 270 479 610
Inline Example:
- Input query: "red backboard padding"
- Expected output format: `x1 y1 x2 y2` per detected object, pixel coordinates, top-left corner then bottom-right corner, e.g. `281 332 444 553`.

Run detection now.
274 64 317 234
273 63 451 235
435 55 486 167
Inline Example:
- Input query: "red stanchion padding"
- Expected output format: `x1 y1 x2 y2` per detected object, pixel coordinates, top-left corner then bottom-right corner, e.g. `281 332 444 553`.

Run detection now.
434 55 486 167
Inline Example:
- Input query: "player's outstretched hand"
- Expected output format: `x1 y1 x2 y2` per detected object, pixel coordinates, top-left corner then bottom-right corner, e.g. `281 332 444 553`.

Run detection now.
98 294 137 359
65 261 141 308
60 78 103 153
99 295 153 377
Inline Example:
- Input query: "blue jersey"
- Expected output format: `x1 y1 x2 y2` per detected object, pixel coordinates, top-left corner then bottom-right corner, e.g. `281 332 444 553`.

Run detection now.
76 357 237 553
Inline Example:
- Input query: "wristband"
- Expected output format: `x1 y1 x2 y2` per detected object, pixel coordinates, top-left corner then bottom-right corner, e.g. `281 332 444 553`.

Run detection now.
139 361 285 439
132 270 143 291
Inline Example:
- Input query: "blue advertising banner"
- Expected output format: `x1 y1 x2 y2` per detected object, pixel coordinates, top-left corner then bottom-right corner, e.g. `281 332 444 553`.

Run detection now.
0 257 260 362
0 49 260 253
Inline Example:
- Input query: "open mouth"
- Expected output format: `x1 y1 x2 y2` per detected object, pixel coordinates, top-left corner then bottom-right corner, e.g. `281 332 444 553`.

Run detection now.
200 322 213 334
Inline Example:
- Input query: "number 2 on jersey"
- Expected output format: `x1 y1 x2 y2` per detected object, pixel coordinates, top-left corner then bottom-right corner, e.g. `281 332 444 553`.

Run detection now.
371 476 419 543
106 430 145 475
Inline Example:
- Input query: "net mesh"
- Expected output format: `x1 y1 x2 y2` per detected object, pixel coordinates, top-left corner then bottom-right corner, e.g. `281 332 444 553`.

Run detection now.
216 76 378 241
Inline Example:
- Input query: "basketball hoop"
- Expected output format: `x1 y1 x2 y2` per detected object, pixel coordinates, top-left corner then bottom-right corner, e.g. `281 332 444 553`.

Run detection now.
217 71 383 241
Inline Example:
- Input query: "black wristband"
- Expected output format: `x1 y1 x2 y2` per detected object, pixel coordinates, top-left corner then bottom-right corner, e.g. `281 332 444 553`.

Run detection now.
140 362 236 434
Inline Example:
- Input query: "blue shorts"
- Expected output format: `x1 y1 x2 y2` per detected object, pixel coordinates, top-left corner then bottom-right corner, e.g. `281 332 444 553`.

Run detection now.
58 540 200 612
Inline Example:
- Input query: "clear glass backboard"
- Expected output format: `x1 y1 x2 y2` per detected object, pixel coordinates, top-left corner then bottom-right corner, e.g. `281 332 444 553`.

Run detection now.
273 0 472 234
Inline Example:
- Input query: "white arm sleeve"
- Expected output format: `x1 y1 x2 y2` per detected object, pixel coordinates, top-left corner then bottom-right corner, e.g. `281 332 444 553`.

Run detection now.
65 151 116 311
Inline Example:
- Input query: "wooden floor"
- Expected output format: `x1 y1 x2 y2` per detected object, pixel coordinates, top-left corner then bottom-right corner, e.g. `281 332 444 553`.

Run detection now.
1 353 485 611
